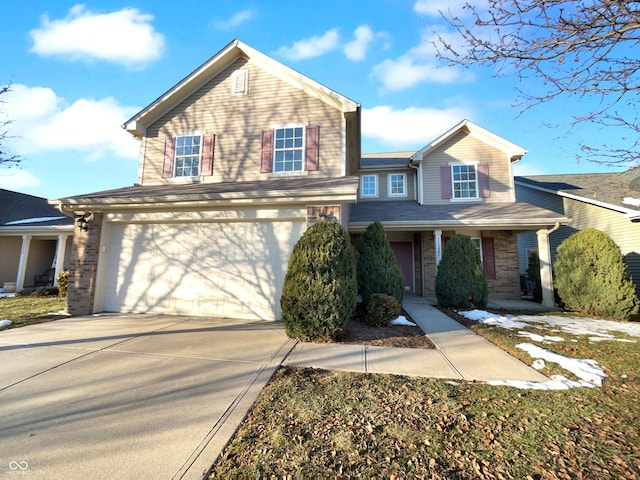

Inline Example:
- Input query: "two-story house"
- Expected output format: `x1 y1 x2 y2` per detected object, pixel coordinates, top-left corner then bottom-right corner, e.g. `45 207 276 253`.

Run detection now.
51 39 567 320
349 120 568 305
52 40 360 320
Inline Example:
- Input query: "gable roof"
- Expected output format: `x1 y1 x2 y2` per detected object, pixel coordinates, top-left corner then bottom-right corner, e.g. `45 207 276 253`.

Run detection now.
0 189 73 228
360 151 414 169
410 119 527 163
123 39 360 138
515 167 640 219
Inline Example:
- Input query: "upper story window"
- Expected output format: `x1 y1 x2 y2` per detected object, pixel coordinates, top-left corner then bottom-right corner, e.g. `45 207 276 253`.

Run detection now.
388 173 407 197
162 134 215 180
261 125 319 174
175 135 201 177
452 164 478 199
274 127 304 172
361 175 378 197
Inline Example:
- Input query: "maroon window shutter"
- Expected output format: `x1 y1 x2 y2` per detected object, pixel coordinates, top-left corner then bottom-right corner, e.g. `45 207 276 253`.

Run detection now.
162 137 175 178
305 125 319 171
260 129 274 173
440 165 452 199
478 163 490 198
201 134 215 176
482 237 496 280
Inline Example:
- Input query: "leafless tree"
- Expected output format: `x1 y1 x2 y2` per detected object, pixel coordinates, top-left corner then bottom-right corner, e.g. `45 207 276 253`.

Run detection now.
434 0 640 167
0 84 20 166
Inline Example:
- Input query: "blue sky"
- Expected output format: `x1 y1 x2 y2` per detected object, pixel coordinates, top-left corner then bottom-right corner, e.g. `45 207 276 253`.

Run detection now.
0 0 627 200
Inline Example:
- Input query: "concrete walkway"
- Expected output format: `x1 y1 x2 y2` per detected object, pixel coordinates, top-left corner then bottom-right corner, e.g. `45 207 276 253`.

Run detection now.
285 296 549 383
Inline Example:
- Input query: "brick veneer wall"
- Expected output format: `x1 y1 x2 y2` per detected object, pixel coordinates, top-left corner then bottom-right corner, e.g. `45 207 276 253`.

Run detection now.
66 213 103 316
421 230 521 299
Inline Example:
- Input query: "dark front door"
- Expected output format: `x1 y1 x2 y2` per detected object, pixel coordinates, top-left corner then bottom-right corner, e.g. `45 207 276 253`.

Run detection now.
390 241 413 292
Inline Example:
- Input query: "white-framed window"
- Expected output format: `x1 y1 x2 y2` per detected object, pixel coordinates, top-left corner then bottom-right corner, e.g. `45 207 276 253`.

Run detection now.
451 164 478 199
361 175 378 197
174 135 201 177
388 173 407 197
274 126 304 172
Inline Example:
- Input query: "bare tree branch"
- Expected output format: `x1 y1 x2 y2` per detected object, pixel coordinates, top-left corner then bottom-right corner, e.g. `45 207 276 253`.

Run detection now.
0 84 21 167
433 0 640 167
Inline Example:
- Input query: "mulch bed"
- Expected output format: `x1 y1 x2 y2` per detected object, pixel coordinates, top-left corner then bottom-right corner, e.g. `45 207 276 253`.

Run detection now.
337 308 436 349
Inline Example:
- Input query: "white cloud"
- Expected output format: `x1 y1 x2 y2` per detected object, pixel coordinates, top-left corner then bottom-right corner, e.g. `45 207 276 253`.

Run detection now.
30 4 165 68
344 25 375 61
0 168 41 190
3 84 139 161
213 8 257 30
372 31 471 90
275 29 340 61
362 105 473 147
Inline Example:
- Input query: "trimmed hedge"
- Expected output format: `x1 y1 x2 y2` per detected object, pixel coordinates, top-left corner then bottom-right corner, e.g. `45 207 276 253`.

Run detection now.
356 221 404 305
366 293 401 327
554 228 639 320
435 234 488 309
280 220 357 341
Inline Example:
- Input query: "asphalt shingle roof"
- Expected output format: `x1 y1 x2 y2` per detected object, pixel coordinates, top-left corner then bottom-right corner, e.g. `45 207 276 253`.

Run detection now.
516 167 640 211
0 189 73 227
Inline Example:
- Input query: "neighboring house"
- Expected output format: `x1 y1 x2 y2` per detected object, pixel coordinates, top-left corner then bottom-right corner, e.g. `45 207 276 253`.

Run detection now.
349 120 568 306
50 40 567 319
515 168 640 297
0 189 73 292
51 39 361 320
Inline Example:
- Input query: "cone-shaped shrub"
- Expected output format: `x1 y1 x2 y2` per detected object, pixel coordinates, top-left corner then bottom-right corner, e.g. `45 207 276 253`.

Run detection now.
435 234 488 309
554 228 639 320
356 221 404 305
281 220 357 341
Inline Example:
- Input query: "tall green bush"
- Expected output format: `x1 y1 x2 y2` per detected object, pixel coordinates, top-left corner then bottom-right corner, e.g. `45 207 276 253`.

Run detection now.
280 220 357 341
554 228 639 320
435 234 488 309
356 221 404 305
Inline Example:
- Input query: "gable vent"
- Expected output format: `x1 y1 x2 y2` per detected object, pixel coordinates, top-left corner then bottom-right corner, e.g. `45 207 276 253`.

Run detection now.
231 70 248 95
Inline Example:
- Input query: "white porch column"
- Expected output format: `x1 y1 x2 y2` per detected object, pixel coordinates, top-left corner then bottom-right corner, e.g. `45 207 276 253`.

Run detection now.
536 224 560 308
434 229 443 273
16 235 32 291
53 234 69 286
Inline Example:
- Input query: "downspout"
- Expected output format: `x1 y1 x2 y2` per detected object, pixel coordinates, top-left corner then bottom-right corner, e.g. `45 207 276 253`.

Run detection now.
408 160 422 205
536 222 560 308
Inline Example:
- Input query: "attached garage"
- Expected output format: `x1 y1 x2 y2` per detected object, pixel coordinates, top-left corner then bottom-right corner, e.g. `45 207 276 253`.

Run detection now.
99 218 305 320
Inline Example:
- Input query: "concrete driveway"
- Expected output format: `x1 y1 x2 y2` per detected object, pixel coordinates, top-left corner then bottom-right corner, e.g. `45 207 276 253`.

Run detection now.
0 314 296 479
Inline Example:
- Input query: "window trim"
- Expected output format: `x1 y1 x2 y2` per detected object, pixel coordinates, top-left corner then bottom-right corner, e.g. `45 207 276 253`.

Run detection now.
388 173 407 197
174 133 203 178
360 174 378 198
449 162 480 201
272 124 306 174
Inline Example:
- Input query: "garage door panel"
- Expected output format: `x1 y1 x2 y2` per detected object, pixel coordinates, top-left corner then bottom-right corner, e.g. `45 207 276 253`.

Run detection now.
103 220 303 320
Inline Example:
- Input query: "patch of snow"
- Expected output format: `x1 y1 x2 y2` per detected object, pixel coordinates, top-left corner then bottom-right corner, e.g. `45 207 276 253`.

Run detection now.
517 343 606 387
489 375 591 391
588 336 635 343
0 293 16 298
460 309 640 341
3 216 66 225
622 197 640 207
517 331 564 343
532 359 546 370
390 315 416 327
0 320 12 328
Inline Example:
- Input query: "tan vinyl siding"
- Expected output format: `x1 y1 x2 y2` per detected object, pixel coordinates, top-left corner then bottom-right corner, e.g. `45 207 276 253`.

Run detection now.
0 237 21 285
515 183 564 213
358 169 416 201
142 57 345 184
422 131 514 205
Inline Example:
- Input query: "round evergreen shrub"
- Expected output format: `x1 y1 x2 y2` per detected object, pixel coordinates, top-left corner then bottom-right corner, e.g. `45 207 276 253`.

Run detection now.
356 221 404 306
435 234 488 309
280 220 357 341
365 293 401 327
554 228 639 320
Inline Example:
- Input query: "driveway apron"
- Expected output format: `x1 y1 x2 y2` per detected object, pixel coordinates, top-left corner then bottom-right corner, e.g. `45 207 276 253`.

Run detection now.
0 314 295 479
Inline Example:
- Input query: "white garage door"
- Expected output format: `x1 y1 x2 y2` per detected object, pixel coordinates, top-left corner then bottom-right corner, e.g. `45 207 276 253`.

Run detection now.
102 220 304 320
